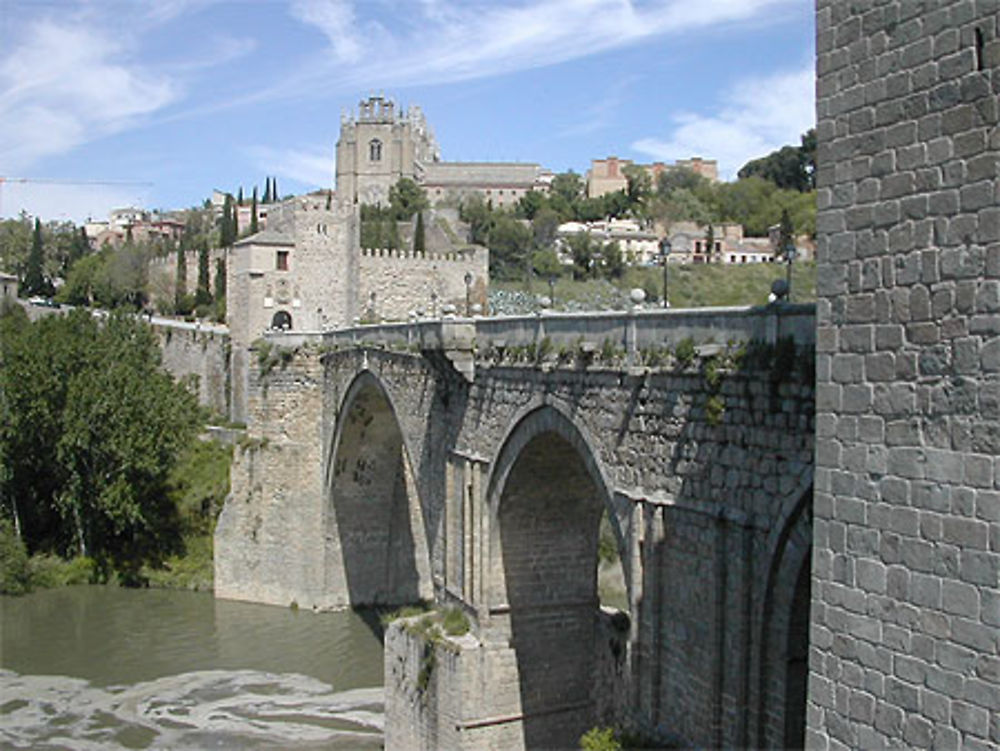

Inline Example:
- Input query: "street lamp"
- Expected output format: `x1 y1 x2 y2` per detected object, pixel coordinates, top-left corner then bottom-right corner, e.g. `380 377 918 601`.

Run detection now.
464 272 473 317
659 237 672 308
784 242 797 302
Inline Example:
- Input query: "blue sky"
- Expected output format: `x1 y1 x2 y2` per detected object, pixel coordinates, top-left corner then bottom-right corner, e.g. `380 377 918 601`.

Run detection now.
0 0 814 223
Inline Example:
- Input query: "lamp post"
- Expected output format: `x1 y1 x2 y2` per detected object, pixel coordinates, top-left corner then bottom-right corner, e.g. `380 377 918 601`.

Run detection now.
784 242 796 302
659 237 672 308
548 276 556 309
464 272 473 317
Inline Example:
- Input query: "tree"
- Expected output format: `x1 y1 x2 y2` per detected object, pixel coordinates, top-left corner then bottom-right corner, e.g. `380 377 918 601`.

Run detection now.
778 208 795 261
551 171 584 205
737 130 816 192
531 207 561 250
271 177 279 202
0 309 200 579
705 223 716 263
213 258 227 322
413 211 426 254
262 178 271 204
657 167 706 196
23 218 46 296
515 190 545 220
487 214 532 281
566 232 597 280
601 240 625 279
174 246 187 312
459 195 494 246
237 187 244 206
195 243 212 307
388 178 428 221
222 194 239 248
250 187 259 235
623 164 652 206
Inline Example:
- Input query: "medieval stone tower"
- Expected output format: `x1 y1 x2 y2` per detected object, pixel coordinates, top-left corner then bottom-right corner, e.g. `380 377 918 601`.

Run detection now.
812 3 998 749
335 95 441 205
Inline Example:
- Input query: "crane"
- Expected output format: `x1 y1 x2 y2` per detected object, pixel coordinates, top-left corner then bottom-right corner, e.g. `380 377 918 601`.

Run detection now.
0 176 154 218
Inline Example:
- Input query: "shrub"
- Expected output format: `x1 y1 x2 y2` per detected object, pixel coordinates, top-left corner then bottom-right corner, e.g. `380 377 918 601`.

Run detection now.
0 518 31 595
580 726 622 751
441 606 470 636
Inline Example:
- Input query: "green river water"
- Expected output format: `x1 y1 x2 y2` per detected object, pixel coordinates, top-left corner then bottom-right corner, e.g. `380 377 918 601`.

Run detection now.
0 586 386 749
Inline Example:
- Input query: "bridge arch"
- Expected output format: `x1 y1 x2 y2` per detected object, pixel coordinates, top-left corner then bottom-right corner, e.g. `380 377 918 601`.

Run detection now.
326 369 432 607
485 404 621 749
756 482 813 750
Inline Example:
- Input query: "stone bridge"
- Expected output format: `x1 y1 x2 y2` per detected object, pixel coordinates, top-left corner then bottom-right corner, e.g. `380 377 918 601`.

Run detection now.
215 304 817 749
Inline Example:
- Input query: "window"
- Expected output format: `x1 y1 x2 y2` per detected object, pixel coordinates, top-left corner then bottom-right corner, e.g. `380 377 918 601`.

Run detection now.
695 241 702 252
715 241 721 252
276 250 289 271
369 139 382 162
271 310 292 330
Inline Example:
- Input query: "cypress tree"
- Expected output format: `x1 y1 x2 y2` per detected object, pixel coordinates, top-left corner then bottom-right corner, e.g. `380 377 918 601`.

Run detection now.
414 211 425 254
220 194 235 247
195 243 212 306
174 246 187 313
250 187 259 234
271 177 278 203
237 187 244 206
262 178 271 204
24 218 45 296
214 257 226 302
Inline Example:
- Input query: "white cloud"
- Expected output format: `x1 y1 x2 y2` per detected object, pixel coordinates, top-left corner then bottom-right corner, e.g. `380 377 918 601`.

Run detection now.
0 181 154 224
0 21 177 172
246 145 335 190
280 0 799 96
632 66 814 179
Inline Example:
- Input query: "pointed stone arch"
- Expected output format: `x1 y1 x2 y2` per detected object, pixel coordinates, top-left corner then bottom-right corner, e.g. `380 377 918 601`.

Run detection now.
325 369 432 607
756 484 813 749
484 404 622 750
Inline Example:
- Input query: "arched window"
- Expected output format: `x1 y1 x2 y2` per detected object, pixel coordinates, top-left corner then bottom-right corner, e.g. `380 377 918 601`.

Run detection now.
271 310 292 330
369 139 382 162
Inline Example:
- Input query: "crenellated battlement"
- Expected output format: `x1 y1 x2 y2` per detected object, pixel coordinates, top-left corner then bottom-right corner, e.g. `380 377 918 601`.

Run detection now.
359 247 478 263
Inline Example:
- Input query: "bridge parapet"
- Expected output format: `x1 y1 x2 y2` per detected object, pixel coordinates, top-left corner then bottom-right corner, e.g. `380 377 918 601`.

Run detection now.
263 302 815 369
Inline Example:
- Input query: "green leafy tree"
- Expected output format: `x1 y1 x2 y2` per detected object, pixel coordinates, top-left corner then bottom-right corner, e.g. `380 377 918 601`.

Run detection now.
623 164 652 206
601 240 625 279
0 309 200 580
487 214 532 281
515 190 545 220
566 232 597 280
59 252 104 306
705 223 715 263
459 195 494 246
388 178 428 221
657 167 707 196
531 207 561 250
738 130 817 192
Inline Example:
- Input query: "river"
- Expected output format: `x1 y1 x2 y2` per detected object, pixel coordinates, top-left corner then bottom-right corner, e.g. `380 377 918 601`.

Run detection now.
0 586 386 749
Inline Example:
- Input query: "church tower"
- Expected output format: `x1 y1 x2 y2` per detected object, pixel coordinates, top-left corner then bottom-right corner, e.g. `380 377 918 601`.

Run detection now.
335 95 440 205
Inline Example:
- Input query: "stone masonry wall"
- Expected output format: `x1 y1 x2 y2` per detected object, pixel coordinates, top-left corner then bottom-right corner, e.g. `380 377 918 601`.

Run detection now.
812 3 999 750
154 321 229 416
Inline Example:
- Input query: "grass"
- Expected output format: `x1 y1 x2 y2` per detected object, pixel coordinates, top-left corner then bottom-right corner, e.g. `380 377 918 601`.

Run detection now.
498 260 816 310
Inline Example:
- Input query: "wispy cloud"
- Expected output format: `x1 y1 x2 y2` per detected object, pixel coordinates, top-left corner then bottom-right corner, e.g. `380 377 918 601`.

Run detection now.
246 145 335 190
632 65 814 178
0 20 177 172
269 0 799 99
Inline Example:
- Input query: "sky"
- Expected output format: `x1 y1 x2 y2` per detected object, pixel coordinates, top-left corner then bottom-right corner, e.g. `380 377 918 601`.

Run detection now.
0 0 815 224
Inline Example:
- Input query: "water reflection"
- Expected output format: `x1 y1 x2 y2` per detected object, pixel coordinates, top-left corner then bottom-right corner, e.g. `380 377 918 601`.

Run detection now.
1 586 386 749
